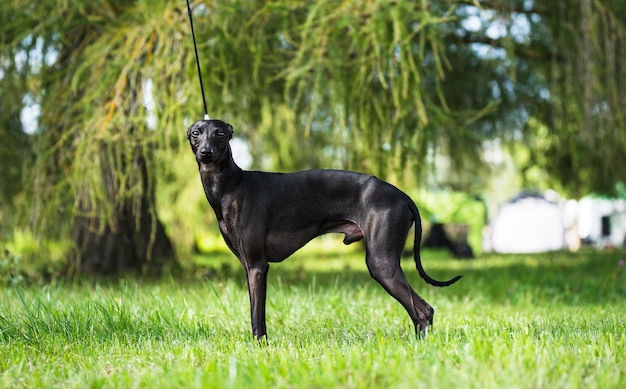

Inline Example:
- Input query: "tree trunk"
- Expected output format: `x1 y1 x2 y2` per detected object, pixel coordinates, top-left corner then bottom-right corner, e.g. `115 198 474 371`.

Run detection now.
71 204 174 276
70 144 176 276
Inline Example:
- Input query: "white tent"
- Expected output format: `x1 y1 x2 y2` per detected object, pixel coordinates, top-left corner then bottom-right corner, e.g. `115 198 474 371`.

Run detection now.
608 212 626 248
487 194 566 254
578 197 626 248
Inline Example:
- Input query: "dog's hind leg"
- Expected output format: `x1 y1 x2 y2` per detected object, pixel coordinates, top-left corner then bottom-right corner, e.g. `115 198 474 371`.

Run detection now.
364 220 435 337
365 250 434 336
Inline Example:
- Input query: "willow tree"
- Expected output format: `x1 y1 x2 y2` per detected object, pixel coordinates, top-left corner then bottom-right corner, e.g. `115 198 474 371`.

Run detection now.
439 0 626 196
3 0 623 275
537 0 626 195
0 45 31 224
218 0 489 180
1 1 187 274
2 0 470 274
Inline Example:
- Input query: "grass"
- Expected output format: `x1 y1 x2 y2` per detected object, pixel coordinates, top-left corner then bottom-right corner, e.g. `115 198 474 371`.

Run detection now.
1 245 625 388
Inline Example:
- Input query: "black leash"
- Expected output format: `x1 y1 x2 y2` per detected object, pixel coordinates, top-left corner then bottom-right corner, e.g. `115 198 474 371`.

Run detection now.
186 0 210 120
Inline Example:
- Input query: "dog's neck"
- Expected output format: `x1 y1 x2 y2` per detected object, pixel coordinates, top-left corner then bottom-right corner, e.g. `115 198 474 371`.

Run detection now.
198 146 242 220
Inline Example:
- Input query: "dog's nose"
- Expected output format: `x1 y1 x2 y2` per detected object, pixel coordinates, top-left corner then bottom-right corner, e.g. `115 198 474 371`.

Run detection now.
199 147 213 158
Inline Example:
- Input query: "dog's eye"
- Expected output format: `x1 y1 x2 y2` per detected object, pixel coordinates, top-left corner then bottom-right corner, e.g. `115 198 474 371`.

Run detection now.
216 130 226 138
191 130 200 137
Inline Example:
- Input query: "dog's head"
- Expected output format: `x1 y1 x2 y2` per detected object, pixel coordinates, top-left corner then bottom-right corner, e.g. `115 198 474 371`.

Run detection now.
187 119 234 164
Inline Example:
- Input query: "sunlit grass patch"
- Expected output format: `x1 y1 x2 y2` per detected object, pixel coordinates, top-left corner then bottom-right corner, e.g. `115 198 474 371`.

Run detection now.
1 249 625 388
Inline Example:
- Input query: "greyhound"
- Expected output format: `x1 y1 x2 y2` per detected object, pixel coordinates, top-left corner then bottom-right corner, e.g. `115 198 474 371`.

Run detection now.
187 119 461 340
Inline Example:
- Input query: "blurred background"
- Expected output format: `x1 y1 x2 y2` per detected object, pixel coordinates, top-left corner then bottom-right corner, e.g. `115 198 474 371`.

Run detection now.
1 0 624 279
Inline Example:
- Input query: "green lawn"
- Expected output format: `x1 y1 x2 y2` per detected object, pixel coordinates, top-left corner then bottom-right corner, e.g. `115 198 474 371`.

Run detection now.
1 246 625 388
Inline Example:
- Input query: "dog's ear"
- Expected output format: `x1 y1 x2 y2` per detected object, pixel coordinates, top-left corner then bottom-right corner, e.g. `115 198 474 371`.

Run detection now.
226 123 234 138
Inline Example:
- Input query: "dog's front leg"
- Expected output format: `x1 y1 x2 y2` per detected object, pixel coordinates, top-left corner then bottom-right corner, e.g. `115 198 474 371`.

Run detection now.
245 261 270 342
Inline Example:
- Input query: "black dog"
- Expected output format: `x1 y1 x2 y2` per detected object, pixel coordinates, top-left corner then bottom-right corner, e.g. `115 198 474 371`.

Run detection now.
187 119 461 340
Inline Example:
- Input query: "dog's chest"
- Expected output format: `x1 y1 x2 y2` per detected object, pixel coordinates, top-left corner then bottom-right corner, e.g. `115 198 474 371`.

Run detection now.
216 197 241 235
218 219 230 236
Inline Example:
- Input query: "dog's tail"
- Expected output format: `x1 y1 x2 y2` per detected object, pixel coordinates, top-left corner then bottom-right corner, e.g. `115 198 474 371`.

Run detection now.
409 200 462 287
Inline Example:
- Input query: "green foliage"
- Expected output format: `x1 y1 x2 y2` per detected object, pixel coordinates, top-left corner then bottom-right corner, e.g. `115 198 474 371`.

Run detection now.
1 250 625 387
1 0 626 268
415 191 486 253
1 231 71 281
467 1 626 196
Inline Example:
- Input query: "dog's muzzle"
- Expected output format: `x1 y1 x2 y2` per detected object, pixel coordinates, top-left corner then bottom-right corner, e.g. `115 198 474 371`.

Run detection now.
199 146 214 159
